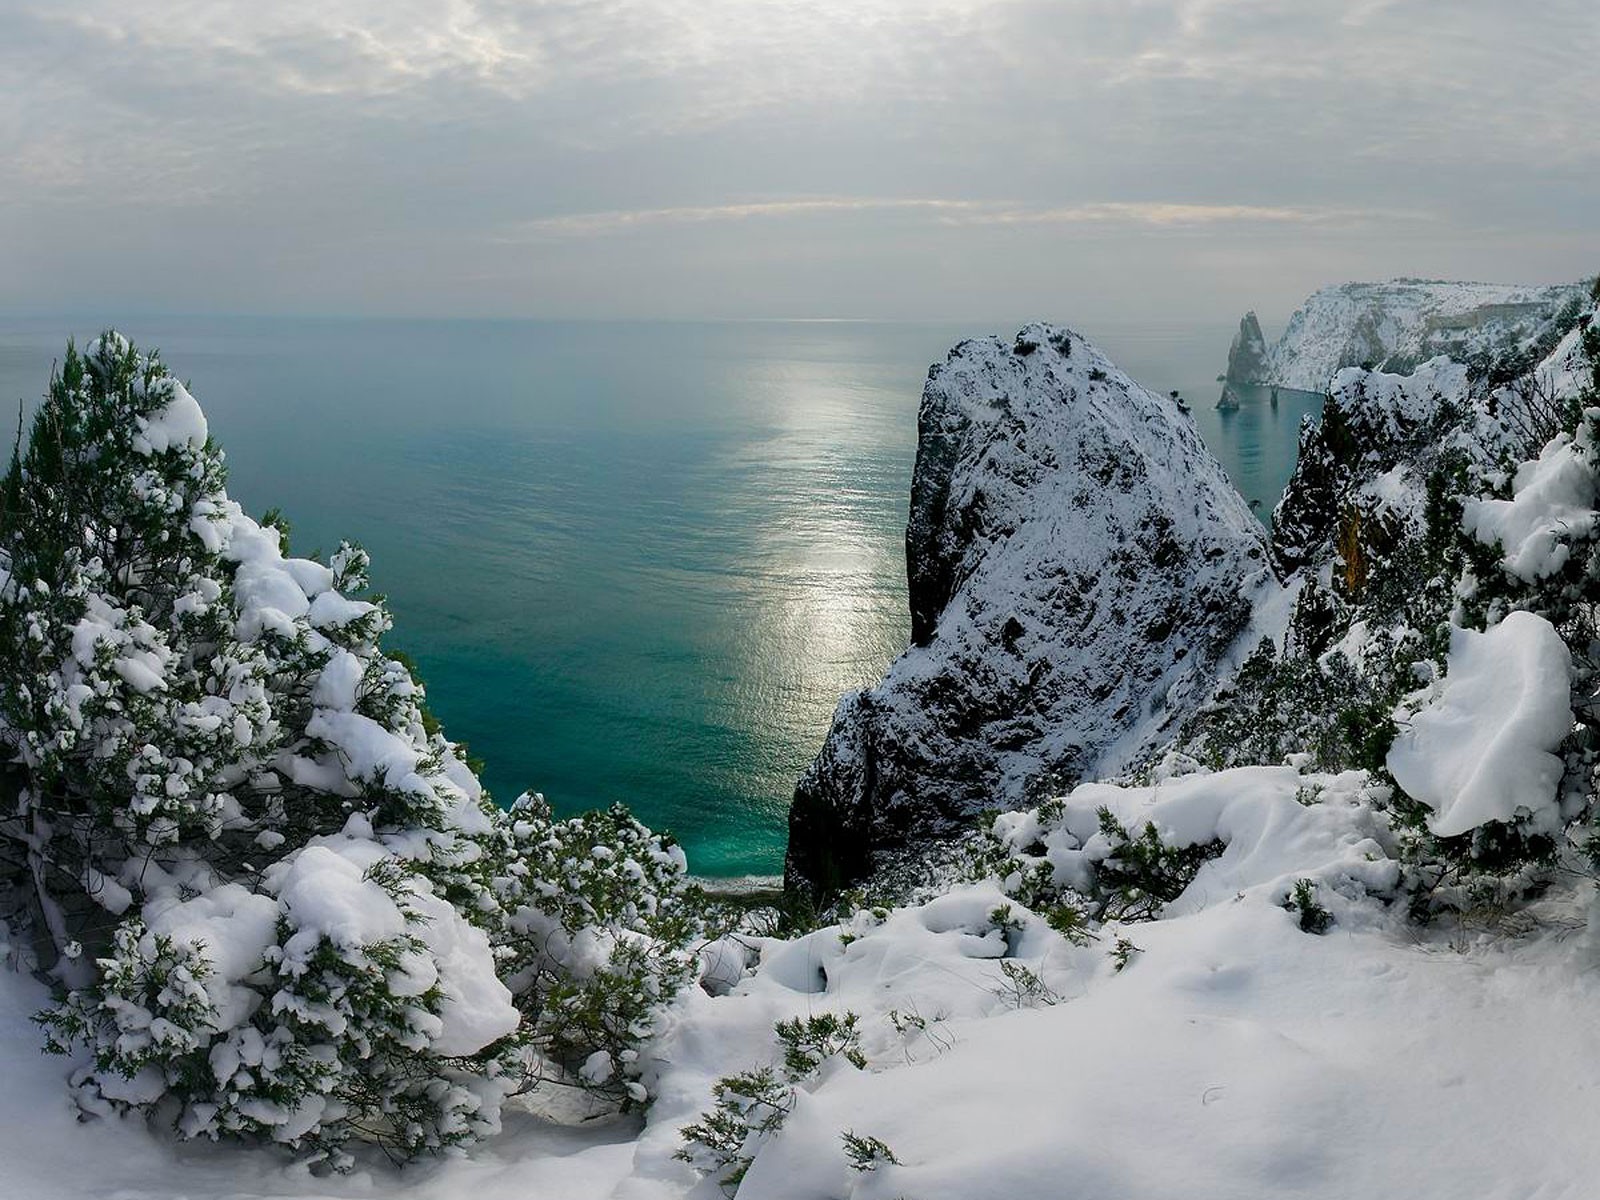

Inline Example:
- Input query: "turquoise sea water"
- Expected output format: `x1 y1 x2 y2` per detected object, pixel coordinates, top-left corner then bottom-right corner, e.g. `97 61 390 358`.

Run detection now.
0 317 1318 877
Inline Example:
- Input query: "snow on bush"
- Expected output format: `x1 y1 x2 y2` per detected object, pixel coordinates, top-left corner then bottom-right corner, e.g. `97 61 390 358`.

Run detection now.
1387 612 1573 838
989 766 1399 926
0 334 698 1163
491 794 697 1109
1463 429 1599 582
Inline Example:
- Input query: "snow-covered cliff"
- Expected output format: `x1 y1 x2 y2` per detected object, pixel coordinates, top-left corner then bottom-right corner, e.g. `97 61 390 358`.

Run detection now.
1261 279 1585 392
786 324 1271 897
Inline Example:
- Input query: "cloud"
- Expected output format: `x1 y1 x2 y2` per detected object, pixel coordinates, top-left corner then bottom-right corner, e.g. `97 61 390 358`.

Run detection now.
505 199 987 238
508 198 1398 240
0 0 1593 317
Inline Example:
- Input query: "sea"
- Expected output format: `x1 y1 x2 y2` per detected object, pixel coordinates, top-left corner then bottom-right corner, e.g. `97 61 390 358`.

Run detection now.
0 316 1321 879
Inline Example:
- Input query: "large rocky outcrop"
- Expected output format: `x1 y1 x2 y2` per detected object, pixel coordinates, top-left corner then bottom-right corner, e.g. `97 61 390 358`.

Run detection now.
786 324 1271 899
1261 279 1585 392
1225 311 1271 384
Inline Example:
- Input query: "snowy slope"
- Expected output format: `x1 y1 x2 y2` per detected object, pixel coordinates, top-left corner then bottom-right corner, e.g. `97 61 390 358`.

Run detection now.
694 884 1600 1200
1263 278 1585 392
786 323 1271 896
11 765 1600 1199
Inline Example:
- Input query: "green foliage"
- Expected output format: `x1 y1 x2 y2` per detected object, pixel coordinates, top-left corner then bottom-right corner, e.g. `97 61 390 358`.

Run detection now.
1092 807 1224 921
491 793 698 1108
675 1067 792 1195
775 1011 866 1077
1287 878 1333 934
1110 935 1141 972
841 1131 901 1171
678 1013 868 1195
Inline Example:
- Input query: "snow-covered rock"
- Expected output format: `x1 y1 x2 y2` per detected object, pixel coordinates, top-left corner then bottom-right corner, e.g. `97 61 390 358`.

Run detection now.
786 323 1271 897
1223 310 1271 384
1264 279 1585 393
1269 357 1473 576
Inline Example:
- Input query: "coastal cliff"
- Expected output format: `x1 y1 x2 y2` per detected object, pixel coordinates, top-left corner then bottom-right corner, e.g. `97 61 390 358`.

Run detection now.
1257 279 1584 392
786 323 1271 898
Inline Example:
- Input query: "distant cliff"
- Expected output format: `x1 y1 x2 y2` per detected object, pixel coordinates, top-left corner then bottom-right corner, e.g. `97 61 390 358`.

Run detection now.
1257 279 1585 392
785 324 1271 899
1224 310 1271 384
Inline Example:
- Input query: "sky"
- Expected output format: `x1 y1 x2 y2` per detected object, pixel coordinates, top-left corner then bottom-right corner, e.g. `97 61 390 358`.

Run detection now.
0 0 1595 325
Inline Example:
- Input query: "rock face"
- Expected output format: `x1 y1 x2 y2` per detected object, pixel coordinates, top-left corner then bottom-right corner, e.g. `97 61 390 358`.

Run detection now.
1262 279 1585 392
786 324 1271 899
1225 311 1271 384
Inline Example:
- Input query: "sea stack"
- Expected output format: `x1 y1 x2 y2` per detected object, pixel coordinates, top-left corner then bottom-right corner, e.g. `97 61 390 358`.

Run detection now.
1225 310 1272 384
785 323 1272 900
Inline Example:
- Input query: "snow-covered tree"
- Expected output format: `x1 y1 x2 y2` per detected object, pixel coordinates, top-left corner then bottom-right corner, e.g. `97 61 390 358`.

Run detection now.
0 334 698 1164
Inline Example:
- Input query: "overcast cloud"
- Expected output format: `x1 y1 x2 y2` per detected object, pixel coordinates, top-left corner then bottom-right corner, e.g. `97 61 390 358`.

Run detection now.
0 0 1594 323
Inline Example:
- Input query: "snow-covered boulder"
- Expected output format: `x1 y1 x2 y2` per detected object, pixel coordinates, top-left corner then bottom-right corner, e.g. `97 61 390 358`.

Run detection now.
786 324 1270 897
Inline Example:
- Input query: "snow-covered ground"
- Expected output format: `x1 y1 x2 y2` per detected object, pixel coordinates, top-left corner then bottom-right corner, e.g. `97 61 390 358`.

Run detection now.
9 761 1600 1198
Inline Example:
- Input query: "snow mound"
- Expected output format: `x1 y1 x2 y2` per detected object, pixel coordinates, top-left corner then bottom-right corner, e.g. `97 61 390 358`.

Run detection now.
1387 612 1572 838
132 379 209 455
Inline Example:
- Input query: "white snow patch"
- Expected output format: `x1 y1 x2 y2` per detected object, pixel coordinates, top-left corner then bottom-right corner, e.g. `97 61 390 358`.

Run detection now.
133 380 209 455
995 766 1397 916
1387 612 1572 837
141 884 281 1031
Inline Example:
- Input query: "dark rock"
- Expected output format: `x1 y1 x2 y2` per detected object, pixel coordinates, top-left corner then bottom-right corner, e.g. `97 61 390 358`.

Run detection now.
1225 311 1271 385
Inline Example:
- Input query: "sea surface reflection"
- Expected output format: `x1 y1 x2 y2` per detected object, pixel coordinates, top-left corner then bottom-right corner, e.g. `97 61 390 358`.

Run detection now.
0 316 1314 876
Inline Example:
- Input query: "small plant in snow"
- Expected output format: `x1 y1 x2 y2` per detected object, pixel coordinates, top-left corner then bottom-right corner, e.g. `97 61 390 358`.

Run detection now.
992 958 1061 1008
886 1002 953 1063
775 1011 866 1075
1288 878 1334 934
678 1012 868 1195
675 1066 793 1195
1110 936 1141 972
1093 808 1224 921
841 1130 901 1171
